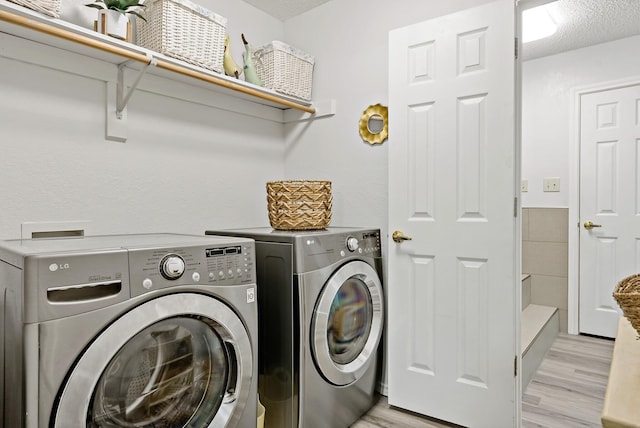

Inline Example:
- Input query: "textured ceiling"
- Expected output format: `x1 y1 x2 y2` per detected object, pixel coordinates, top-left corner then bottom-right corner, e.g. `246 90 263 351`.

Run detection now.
523 0 640 60
244 0 640 60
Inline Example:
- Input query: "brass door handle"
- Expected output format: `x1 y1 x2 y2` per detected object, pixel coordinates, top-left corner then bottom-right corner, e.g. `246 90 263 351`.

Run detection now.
583 221 602 230
392 230 412 243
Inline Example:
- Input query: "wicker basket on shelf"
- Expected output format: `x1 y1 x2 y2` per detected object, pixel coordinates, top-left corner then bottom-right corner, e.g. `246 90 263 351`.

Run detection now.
253 41 315 101
266 180 331 230
136 0 227 73
613 273 640 336
7 0 61 17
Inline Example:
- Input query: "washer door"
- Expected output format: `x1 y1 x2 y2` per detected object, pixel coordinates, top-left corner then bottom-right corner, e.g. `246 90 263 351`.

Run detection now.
53 293 253 428
312 260 383 386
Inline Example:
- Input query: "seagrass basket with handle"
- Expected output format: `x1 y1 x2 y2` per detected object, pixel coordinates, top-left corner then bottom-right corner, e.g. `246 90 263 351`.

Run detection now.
613 273 640 336
266 180 332 230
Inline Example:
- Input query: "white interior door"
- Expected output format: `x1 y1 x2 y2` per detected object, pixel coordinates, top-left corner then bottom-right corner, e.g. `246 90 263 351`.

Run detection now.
579 83 640 338
387 1 518 427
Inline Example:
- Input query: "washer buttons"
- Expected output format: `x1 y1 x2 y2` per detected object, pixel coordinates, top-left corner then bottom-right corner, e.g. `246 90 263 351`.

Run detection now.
192 272 200 282
142 278 153 289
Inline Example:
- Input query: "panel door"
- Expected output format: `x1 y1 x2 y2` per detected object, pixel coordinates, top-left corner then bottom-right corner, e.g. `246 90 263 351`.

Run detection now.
387 1 518 426
579 84 640 338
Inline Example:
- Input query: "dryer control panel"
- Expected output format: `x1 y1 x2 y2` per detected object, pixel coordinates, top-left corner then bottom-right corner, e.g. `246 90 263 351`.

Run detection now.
296 230 381 272
129 241 255 297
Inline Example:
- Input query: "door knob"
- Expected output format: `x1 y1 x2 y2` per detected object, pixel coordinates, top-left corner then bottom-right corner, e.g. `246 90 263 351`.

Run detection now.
392 230 412 243
583 221 602 230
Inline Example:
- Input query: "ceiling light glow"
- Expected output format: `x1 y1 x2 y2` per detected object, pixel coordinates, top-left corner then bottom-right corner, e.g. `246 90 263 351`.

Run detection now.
523 4 557 43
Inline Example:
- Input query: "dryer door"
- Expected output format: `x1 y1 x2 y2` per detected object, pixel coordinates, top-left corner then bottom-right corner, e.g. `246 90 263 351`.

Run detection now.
311 260 384 386
53 293 253 428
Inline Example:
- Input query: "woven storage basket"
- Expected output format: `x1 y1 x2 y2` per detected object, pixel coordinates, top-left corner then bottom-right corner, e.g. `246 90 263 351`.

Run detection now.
136 0 227 73
8 0 61 17
253 41 315 101
613 273 640 336
267 180 331 230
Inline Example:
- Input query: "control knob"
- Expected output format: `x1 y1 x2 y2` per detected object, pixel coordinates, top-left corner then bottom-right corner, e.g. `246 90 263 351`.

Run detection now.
160 254 185 280
346 236 359 252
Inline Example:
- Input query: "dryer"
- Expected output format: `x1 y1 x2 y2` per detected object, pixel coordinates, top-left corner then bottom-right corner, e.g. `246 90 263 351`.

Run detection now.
206 227 384 428
0 233 258 428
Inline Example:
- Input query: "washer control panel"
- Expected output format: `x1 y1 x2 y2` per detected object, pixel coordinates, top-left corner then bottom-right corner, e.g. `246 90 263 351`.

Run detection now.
297 229 381 271
129 241 255 297
341 231 381 257
205 245 252 282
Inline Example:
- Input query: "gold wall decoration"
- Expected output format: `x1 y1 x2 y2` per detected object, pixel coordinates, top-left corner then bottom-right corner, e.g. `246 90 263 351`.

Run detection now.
358 103 388 145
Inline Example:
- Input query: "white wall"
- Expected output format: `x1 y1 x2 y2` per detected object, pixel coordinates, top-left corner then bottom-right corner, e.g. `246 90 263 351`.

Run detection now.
0 0 519 241
282 0 494 235
14 0 623 241
0 0 286 239
521 35 640 208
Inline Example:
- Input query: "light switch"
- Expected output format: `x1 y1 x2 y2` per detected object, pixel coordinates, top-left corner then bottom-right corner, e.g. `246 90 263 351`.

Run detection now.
543 177 560 192
521 180 528 192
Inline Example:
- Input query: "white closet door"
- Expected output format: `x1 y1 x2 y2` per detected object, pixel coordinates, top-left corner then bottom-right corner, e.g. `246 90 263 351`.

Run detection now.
387 1 518 426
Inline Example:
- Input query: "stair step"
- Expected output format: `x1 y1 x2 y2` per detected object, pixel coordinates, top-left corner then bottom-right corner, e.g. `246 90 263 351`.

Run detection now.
521 304 557 354
521 304 559 388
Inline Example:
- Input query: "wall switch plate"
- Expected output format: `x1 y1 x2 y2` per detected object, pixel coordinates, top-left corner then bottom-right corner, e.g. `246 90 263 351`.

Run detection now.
543 177 560 192
521 179 528 192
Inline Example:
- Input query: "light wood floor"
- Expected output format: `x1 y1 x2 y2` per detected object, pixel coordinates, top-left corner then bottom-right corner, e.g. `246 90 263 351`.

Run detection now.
352 333 614 428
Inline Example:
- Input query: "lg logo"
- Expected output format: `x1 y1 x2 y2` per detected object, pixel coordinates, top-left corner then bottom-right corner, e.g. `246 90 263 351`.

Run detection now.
49 263 70 272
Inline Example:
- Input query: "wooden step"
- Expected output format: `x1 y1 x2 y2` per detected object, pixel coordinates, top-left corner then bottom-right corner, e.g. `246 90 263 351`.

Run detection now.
522 304 559 388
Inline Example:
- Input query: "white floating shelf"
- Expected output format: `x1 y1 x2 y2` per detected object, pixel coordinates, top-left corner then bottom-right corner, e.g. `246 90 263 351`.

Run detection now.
0 1 323 118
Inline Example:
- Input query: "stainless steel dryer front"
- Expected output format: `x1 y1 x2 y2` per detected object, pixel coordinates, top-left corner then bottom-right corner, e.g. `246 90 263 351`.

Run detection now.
206 227 384 428
0 233 258 428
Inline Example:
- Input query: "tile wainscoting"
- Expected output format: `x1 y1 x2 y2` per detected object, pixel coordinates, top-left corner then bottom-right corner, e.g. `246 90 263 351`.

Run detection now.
522 208 568 332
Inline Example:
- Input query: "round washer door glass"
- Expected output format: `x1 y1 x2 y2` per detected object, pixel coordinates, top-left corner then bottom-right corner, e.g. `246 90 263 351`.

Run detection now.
327 277 373 365
88 316 228 427
312 260 383 386
53 293 254 428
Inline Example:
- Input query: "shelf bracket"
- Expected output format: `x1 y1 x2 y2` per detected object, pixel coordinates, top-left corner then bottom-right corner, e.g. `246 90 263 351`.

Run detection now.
116 53 157 119
106 53 156 142
283 99 336 123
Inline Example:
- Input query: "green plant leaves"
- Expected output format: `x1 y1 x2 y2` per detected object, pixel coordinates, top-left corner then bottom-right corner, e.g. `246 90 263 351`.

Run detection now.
84 0 146 21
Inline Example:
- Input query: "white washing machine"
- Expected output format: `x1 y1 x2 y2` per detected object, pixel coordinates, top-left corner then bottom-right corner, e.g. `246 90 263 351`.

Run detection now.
0 233 258 428
206 227 384 428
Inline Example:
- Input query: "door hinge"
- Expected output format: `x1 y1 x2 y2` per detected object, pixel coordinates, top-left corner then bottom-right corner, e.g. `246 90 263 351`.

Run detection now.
514 197 518 217
514 356 518 376
515 37 519 59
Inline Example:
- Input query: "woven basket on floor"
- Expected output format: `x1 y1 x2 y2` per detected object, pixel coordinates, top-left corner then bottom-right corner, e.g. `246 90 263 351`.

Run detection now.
266 180 331 230
613 273 640 336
